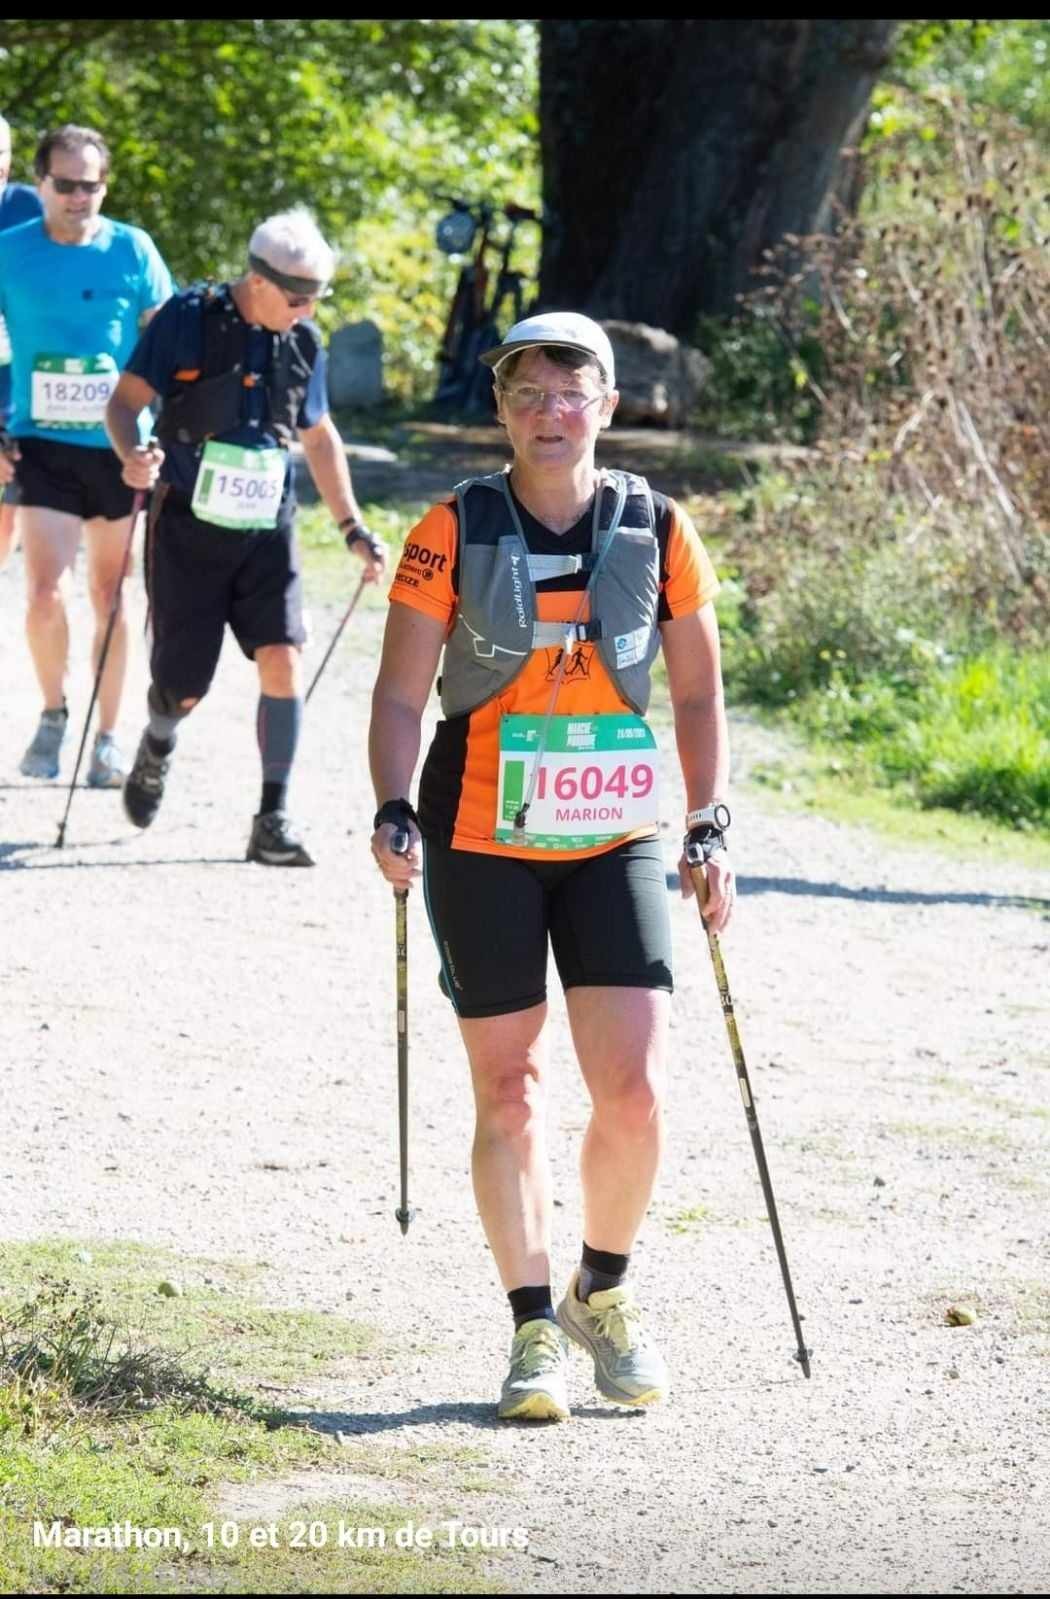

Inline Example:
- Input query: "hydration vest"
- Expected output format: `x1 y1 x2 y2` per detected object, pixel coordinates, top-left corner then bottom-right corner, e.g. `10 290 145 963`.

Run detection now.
439 469 662 720
155 282 321 451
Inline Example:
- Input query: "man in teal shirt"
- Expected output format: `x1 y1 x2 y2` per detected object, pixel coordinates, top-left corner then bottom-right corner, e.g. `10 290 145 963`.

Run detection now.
0 123 172 787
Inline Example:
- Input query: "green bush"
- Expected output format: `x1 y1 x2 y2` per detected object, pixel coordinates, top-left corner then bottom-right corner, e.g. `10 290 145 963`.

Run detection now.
879 649 1050 826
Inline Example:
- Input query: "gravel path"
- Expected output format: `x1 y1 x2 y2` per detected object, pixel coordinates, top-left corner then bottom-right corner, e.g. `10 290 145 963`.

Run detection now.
2 537 1049 1594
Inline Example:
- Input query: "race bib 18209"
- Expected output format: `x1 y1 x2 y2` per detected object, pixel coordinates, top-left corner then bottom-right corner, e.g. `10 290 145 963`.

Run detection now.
496 713 660 850
31 354 117 428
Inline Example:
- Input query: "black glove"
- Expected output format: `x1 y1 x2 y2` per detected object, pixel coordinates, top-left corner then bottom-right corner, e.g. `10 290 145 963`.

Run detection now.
684 802 731 866
341 518 384 561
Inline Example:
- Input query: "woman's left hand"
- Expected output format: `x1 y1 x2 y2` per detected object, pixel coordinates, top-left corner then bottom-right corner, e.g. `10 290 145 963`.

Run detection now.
679 848 736 934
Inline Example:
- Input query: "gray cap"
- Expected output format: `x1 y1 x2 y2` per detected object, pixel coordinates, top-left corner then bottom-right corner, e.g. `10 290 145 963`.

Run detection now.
480 311 615 387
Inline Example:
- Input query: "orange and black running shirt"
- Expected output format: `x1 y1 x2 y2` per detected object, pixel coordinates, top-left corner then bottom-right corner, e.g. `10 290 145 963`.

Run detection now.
389 484 720 860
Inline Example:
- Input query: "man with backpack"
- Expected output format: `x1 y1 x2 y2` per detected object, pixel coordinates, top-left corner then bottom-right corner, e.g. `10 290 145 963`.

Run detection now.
105 206 385 865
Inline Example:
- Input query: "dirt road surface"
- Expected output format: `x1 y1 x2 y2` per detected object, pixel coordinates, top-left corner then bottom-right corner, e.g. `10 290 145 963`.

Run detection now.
1 489 1048 1593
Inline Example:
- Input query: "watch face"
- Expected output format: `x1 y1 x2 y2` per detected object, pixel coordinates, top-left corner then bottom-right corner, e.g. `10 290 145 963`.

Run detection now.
688 803 730 831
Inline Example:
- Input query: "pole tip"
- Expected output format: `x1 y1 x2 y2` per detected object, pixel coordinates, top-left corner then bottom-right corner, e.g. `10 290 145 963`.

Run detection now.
55 825 66 849
395 1207 415 1236
796 1346 813 1379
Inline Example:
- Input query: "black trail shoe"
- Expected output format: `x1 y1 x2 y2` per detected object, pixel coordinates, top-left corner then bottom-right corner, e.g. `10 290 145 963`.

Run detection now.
246 810 315 867
123 733 172 829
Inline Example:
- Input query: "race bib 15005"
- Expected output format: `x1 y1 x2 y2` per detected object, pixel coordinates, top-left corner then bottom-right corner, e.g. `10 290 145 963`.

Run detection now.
190 440 285 530
496 713 660 850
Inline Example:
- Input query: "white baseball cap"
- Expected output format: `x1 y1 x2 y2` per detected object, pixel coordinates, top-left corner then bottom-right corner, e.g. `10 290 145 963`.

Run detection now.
480 312 616 387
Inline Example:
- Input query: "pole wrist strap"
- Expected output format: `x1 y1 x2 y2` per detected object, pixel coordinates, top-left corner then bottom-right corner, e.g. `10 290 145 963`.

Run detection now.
374 798 419 832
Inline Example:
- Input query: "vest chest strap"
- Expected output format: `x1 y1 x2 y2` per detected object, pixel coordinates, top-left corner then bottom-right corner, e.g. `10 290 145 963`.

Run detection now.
532 619 603 647
527 552 597 581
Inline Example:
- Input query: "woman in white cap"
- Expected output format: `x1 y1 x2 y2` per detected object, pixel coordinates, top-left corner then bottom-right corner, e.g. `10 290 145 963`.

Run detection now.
369 311 734 1421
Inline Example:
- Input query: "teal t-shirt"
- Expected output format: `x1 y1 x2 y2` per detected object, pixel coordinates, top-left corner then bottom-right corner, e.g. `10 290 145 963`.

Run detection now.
0 215 174 448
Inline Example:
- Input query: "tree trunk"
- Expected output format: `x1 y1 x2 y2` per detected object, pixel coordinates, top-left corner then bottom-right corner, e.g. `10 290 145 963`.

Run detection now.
539 19 898 333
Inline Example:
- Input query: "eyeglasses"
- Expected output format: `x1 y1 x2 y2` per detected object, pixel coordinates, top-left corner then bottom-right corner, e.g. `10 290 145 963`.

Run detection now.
500 384 601 413
278 286 320 310
48 176 105 195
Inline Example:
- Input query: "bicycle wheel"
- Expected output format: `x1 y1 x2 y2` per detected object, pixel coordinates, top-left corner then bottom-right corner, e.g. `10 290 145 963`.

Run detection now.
434 269 479 406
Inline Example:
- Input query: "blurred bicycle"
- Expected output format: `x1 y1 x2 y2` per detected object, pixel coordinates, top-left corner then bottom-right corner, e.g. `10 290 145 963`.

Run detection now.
432 196 541 417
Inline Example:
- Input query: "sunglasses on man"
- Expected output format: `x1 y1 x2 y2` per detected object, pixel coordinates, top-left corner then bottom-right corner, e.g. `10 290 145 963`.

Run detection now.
48 176 105 195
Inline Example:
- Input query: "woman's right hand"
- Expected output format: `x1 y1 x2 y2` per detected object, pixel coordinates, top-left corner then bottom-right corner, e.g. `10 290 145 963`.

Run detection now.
371 821 422 890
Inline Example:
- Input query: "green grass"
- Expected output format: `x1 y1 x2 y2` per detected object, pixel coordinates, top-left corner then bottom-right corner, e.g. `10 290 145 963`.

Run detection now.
743 727 1050 873
0 1243 502 1595
0 1240 375 1389
297 497 431 582
664 1203 715 1235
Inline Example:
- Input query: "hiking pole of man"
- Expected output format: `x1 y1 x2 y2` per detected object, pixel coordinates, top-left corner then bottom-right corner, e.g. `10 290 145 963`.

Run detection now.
105 207 387 867
0 112 43 569
0 123 173 790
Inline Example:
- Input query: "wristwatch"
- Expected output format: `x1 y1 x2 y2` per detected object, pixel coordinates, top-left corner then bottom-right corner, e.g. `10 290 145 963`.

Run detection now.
685 802 731 831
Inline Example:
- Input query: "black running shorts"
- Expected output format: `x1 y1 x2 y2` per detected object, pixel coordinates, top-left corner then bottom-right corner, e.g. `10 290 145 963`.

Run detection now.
422 836 674 1018
14 437 135 521
148 493 306 702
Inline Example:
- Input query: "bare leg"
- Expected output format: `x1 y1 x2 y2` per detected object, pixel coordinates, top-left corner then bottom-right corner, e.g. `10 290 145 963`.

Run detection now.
83 512 137 734
256 642 302 697
459 1003 553 1289
20 506 80 710
566 986 670 1253
0 500 16 569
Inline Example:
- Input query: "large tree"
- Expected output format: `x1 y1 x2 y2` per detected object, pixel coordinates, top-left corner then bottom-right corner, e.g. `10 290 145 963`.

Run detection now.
539 19 898 332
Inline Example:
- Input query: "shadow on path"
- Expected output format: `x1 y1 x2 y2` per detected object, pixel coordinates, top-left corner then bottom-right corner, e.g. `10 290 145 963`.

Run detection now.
1 842 243 871
280 1378 803 1437
663 868 1049 913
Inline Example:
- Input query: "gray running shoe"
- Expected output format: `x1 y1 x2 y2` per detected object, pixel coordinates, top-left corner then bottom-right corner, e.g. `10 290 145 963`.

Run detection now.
87 731 126 789
498 1318 571 1422
123 731 172 829
246 810 315 867
556 1269 669 1407
19 707 68 779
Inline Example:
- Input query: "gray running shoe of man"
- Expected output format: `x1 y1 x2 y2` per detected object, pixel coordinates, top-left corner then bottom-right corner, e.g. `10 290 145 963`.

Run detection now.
87 731 126 789
246 810 315 867
19 707 68 779
556 1269 669 1406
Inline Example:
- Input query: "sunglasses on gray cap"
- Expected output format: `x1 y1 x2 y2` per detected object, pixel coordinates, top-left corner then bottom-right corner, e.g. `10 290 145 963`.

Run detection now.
248 252 332 301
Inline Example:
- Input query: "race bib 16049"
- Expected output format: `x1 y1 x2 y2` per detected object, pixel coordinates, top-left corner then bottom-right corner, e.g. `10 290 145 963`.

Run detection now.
496 713 660 850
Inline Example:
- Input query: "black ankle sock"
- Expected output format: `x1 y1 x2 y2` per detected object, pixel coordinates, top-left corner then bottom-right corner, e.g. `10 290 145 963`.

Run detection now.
508 1285 555 1330
145 732 174 758
578 1242 630 1302
261 780 287 815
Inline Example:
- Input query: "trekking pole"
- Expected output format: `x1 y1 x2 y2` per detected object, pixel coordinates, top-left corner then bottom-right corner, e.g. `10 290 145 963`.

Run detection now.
391 829 415 1236
55 483 148 850
686 835 811 1378
304 572 367 706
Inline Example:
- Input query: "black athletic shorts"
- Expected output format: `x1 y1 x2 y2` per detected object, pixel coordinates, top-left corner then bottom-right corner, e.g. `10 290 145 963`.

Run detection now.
422 836 674 1019
148 492 306 702
13 437 135 521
